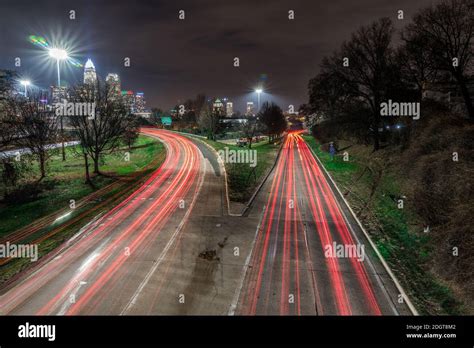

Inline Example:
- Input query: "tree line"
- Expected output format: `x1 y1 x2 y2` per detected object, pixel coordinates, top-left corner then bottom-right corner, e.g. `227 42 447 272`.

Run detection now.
155 94 287 147
0 74 139 194
303 0 473 151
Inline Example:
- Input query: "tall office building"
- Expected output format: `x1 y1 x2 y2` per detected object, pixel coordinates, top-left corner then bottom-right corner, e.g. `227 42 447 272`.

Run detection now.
213 98 225 114
51 85 68 104
246 101 254 116
121 90 135 113
106 73 121 98
226 102 233 117
135 92 146 113
83 59 97 85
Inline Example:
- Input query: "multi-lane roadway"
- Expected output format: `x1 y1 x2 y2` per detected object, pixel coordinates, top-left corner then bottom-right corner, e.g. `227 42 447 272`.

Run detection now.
0 130 204 314
236 132 411 315
0 129 412 315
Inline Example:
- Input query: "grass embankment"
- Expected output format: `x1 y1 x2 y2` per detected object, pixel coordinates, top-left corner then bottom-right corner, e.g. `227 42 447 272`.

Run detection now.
303 135 464 315
202 139 279 203
0 135 165 284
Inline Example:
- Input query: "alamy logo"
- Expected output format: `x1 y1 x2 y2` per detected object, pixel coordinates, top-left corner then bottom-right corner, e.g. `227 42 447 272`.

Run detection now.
18 322 55 341
324 242 365 262
217 147 257 167
55 101 96 119
380 99 420 120
0 242 38 262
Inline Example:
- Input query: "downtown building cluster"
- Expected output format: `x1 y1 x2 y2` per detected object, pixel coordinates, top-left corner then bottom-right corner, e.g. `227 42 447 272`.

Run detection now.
212 98 257 117
212 98 233 117
50 58 148 115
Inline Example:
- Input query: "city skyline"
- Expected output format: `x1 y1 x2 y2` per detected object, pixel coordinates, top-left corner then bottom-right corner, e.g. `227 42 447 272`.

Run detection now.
11 53 150 114
0 0 472 342
0 0 438 112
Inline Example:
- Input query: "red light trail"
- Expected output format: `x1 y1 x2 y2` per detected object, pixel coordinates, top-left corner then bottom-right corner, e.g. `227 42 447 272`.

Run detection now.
0 129 203 315
239 132 384 315
0 130 399 315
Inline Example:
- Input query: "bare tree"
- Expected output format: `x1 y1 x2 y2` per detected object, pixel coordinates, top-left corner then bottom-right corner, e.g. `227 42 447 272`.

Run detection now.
240 117 261 148
257 102 287 143
177 93 207 129
335 17 397 150
69 82 138 182
6 94 58 180
122 116 140 149
193 93 207 118
0 69 18 152
198 103 220 140
405 0 474 119
0 106 16 154
399 29 439 99
307 68 351 121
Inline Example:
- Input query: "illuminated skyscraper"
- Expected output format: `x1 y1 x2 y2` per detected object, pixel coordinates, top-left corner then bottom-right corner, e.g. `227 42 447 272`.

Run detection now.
83 59 97 85
226 102 233 117
213 98 225 114
246 101 254 116
135 92 146 113
106 73 121 98
121 90 135 113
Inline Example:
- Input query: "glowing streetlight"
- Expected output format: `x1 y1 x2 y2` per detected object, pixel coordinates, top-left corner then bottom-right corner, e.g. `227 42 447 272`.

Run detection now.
20 80 31 98
49 47 69 161
255 88 263 112
49 48 68 87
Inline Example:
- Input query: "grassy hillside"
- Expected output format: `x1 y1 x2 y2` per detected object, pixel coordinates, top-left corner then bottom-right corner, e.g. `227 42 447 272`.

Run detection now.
303 116 472 314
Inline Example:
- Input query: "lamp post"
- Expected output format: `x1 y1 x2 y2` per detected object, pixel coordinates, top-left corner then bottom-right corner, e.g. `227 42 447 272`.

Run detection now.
49 48 68 161
20 80 31 98
48 48 68 87
255 88 263 112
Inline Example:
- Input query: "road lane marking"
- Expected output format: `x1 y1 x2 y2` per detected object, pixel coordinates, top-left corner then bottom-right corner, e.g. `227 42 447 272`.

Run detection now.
304 136 418 315
120 157 206 315
228 204 266 315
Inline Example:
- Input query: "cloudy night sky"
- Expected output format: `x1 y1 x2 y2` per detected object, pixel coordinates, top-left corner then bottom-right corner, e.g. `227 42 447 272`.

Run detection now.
0 0 439 112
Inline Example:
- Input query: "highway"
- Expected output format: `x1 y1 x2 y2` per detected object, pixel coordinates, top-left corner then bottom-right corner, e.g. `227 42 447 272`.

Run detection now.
0 129 206 314
0 130 412 315
0 129 260 315
235 132 412 315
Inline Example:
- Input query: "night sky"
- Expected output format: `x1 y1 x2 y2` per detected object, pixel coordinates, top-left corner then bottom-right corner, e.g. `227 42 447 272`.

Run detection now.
0 0 439 112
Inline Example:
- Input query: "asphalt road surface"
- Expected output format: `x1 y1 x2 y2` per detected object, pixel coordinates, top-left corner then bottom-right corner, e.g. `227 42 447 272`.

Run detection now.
0 130 412 315
1 130 216 314
235 132 412 315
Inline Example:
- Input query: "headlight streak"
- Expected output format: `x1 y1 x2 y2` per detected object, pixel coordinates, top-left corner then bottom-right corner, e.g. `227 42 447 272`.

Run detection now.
0 130 202 315
0 130 385 315
240 132 382 315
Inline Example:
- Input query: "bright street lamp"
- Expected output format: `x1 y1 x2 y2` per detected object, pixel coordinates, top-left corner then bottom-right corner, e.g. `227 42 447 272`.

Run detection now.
49 48 68 87
255 88 263 112
49 48 69 161
20 80 31 98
